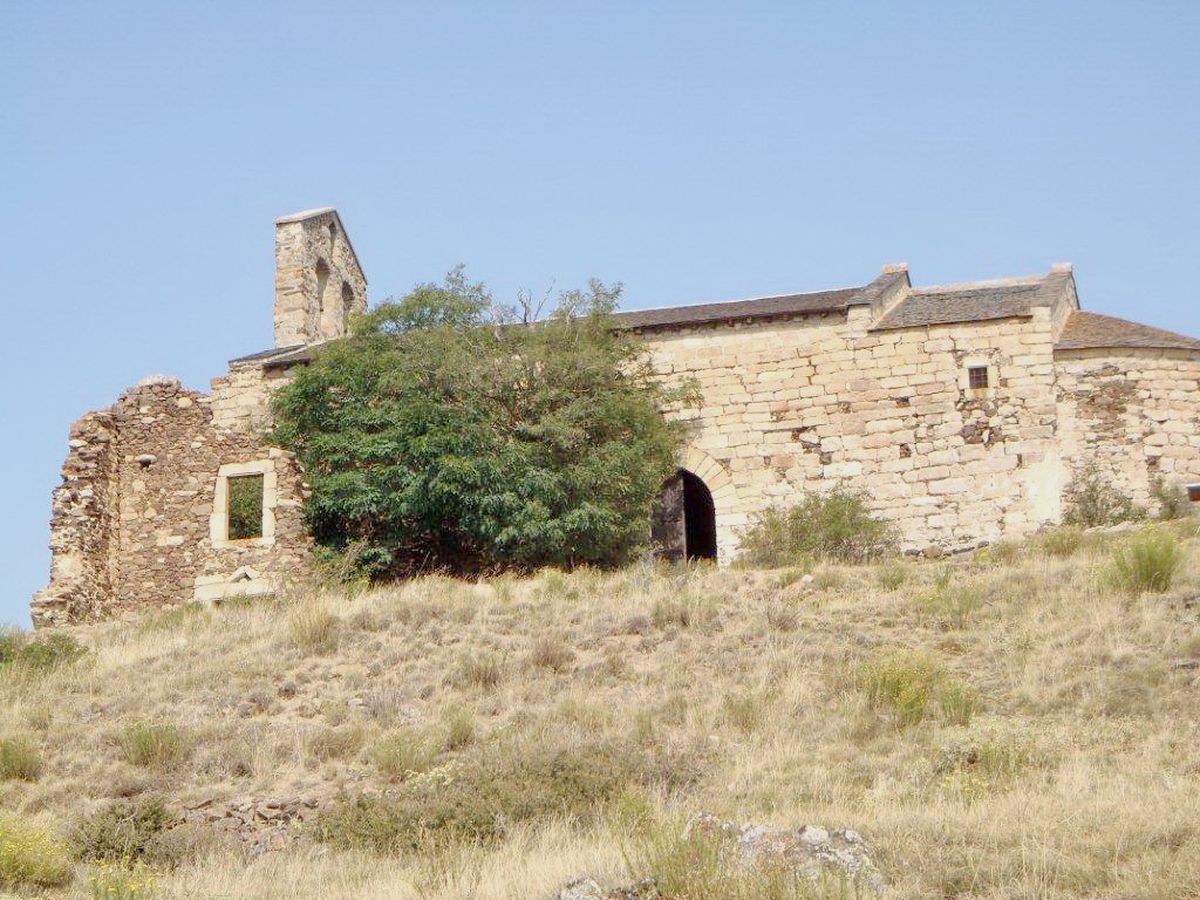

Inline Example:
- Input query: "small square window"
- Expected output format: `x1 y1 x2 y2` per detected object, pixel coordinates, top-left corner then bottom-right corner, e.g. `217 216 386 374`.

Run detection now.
1188 484 1200 502
227 474 264 540
968 366 990 390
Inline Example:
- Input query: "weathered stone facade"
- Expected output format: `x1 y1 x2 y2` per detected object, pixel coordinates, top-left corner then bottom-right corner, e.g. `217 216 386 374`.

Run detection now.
32 210 1200 625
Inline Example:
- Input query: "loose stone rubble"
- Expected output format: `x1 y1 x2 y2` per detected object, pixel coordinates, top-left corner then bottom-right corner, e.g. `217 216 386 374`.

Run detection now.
558 813 884 898
684 813 886 892
176 795 326 856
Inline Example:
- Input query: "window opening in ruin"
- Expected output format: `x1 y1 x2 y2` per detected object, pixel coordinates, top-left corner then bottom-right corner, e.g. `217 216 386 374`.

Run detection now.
315 259 330 314
227 474 265 540
1188 484 1200 502
968 366 990 390
342 281 354 321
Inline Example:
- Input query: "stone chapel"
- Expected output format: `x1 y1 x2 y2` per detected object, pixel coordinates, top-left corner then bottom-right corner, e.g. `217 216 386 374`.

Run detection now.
32 209 1200 625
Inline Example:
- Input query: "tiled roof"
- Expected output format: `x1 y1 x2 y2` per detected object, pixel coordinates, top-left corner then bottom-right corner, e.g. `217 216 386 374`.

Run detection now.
229 344 313 368
610 286 865 330
1055 311 1200 352
233 281 880 368
871 277 1049 331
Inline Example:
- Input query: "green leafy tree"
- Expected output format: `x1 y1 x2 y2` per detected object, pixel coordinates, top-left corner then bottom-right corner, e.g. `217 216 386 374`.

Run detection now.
272 268 690 577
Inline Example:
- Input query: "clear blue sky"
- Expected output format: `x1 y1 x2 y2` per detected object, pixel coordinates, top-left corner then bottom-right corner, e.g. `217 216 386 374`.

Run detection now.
3 1 1197 626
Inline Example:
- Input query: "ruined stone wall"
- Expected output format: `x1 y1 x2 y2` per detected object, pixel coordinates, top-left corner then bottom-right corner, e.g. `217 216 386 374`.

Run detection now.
1055 349 1200 509
33 376 312 626
210 362 295 433
641 306 1065 558
31 412 120 625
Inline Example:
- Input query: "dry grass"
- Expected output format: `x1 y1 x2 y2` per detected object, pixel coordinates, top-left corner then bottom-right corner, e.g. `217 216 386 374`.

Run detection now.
0 523 1197 897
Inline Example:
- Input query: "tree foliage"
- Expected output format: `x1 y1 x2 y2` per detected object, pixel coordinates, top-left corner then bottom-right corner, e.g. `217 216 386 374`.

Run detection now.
272 268 690 577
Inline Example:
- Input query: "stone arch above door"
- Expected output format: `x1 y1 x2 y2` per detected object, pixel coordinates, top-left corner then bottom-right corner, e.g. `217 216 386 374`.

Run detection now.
682 448 735 509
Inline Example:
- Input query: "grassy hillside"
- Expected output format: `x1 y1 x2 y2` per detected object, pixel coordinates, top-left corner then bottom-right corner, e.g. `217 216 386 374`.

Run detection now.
2 521 1199 898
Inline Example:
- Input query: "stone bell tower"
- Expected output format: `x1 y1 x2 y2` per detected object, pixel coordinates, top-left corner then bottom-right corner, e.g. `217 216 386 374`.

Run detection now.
272 208 368 348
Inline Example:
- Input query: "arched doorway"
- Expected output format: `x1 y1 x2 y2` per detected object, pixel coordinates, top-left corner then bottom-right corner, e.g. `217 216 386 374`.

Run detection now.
653 469 718 562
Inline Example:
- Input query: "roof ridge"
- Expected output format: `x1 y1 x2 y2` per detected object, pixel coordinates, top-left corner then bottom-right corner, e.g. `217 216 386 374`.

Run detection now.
274 207 336 224
913 274 1046 294
613 284 863 318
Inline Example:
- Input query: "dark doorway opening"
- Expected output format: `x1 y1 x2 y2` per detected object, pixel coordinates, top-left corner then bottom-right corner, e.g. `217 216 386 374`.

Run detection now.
653 469 717 562
681 470 717 561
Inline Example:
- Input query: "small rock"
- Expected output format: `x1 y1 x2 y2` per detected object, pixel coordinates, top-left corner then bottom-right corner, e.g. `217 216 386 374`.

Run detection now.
277 681 298 699
684 813 885 893
558 878 605 900
557 878 658 900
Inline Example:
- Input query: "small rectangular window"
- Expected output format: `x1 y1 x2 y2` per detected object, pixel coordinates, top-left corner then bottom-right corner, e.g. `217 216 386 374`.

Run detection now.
227 474 264 540
968 366 990 390
1188 484 1200 502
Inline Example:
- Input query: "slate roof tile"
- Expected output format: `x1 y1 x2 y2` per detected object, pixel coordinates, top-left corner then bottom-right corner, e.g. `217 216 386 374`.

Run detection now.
1055 311 1200 352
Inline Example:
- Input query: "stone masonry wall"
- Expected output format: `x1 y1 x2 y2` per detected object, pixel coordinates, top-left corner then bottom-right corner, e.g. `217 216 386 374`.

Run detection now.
1055 349 1200 508
34 302 1200 624
210 362 295 433
274 211 368 348
641 306 1066 558
33 376 312 626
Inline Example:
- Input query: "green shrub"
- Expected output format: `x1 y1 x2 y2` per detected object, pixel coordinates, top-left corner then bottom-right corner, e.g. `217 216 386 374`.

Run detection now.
1037 526 1086 558
271 269 690 577
0 815 73 889
1063 464 1145 528
938 681 983 727
985 540 1021 564
1110 531 1184 594
934 720 1041 782
859 651 978 727
0 629 86 675
115 722 190 770
442 706 475 751
454 653 503 690
1153 478 1194 521
738 489 898 566
307 725 366 762
721 691 765 733
528 634 575 672
315 739 697 851
916 580 984 629
287 605 340 653
876 562 909 591
370 732 435 781
651 594 719 630
773 567 815 588
88 860 160 899
74 799 170 863
0 736 42 781
764 600 801 633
